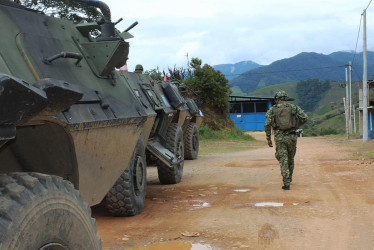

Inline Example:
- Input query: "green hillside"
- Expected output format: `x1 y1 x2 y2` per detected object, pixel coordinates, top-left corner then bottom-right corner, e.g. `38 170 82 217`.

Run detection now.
248 80 361 136
249 81 300 105
231 86 246 96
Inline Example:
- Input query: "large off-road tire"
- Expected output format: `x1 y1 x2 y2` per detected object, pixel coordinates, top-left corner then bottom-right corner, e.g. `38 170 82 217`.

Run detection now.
0 172 101 250
105 138 147 216
157 123 184 184
184 123 199 160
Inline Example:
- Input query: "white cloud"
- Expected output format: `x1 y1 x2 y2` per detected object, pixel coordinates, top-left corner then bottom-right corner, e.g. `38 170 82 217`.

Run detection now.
105 0 374 71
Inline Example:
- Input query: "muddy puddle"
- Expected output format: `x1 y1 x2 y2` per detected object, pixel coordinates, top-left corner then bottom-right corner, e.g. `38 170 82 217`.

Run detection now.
235 202 299 207
180 200 211 208
233 189 251 193
254 202 299 207
130 241 214 250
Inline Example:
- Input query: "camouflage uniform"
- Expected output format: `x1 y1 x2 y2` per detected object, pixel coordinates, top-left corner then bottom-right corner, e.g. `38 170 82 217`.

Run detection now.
265 91 308 189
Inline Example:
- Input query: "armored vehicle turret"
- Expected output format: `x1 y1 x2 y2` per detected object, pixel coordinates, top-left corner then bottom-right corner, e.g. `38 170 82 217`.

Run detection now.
0 0 202 248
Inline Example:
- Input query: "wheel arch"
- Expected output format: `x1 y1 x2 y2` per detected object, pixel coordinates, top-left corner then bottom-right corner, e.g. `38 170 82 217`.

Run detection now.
0 120 79 188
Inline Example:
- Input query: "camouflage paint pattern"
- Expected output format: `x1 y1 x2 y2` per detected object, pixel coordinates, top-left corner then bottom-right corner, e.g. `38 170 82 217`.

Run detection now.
275 133 297 185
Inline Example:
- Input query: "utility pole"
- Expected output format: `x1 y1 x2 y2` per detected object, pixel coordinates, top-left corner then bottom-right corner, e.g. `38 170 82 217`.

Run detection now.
349 61 353 134
344 97 349 139
345 67 350 138
363 10 369 141
353 104 357 133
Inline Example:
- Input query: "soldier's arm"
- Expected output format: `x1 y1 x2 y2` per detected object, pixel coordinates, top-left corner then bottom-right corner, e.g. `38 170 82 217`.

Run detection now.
296 106 308 123
264 109 273 146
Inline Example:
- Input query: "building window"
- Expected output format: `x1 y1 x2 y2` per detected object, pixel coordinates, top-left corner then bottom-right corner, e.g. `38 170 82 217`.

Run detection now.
243 103 255 113
230 103 241 113
256 102 268 112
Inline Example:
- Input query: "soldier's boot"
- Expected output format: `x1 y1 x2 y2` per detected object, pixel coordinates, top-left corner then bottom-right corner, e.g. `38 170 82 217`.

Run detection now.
282 185 290 190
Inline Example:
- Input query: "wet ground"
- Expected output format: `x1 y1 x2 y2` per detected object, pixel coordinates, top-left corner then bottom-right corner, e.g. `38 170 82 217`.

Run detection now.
93 133 374 250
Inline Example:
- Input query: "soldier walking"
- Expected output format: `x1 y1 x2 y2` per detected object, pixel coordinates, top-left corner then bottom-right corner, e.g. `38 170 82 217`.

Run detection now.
265 91 308 190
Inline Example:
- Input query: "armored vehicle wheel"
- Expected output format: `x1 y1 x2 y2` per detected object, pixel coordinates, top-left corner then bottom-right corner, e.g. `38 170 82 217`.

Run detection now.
184 123 199 160
105 138 147 216
0 172 101 250
157 123 184 184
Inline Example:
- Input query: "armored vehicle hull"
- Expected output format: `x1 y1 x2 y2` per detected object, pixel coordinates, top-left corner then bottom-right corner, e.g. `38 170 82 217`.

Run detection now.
0 1 155 206
0 0 203 248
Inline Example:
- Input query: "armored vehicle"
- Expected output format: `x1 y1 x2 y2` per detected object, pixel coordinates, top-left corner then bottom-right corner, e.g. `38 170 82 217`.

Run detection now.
166 80 203 160
0 0 202 248
142 78 203 165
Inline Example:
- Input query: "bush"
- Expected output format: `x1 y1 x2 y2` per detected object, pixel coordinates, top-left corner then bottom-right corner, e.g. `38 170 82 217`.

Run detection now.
319 127 341 136
303 127 343 136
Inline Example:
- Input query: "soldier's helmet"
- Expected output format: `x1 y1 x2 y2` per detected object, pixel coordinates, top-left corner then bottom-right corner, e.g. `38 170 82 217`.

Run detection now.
135 64 144 73
274 90 294 101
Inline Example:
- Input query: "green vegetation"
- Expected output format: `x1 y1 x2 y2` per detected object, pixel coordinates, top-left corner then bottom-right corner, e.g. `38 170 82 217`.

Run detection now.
199 140 263 156
303 121 345 137
249 81 299 103
230 86 246 96
16 0 101 22
145 68 163 81
148 58 234 131
184 58 231 114
199 124 254 141
198 125 264 156
181 58 233 130
296 79 331 111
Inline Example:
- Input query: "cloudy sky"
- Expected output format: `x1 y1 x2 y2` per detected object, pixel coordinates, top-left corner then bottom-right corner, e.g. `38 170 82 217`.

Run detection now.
107 0 374 72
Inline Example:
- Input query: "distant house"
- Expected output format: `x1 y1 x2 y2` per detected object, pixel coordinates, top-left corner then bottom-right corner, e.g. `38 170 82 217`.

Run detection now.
229 96 274 131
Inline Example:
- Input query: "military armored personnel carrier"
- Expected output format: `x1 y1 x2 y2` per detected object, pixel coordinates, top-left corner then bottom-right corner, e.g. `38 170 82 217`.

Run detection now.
0 0 202 248
166 79 203 160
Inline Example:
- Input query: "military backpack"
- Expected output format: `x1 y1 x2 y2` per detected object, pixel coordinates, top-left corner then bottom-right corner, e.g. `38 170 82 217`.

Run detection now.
272 103 305 130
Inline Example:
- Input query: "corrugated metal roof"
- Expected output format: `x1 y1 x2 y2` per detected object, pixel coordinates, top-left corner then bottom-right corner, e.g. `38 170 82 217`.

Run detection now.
229 95 274 102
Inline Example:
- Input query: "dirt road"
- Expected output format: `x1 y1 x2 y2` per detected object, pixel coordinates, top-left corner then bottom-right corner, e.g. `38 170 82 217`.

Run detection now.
94 133 374 250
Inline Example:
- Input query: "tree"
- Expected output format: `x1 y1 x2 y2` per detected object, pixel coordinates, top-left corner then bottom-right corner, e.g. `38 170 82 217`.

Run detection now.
167 65 190 81
144 68 163 81
189 58 202 70
184 58 231 114
16 0 101 23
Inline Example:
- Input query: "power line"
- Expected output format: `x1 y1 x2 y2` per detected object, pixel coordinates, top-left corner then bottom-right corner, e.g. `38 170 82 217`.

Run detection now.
351 0 372 67
366 0 373 10
224 65 346 77
351 14 363 66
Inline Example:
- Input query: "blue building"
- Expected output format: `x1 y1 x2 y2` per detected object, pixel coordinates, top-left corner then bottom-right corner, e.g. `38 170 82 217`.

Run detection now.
229 96 274 131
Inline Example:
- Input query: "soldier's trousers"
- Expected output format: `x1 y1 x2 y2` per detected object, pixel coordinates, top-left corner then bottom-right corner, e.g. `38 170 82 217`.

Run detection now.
274 134 297 186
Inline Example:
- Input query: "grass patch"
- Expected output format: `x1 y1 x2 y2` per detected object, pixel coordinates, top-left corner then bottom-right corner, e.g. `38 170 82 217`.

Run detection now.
199 139 265 156
197 125 266 156
199 124 255 141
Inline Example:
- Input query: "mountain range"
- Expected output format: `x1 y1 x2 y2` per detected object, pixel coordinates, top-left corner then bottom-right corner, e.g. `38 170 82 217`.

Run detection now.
213 61 262 80
216 51 374 93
